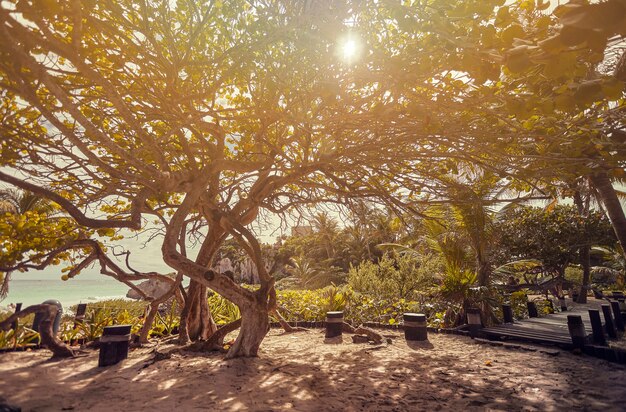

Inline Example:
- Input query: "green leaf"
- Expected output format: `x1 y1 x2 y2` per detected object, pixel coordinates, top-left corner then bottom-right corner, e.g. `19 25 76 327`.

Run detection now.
501 24 525 45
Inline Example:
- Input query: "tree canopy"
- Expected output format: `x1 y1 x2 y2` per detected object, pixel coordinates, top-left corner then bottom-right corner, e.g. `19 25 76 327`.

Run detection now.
0 0 624 357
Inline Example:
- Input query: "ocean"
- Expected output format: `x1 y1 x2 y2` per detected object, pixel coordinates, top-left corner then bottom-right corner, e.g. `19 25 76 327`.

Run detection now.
1 236 174 311
1 272 131 311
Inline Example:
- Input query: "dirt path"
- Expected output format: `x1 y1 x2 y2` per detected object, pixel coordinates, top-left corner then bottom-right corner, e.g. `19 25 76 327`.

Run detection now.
1 330 625 411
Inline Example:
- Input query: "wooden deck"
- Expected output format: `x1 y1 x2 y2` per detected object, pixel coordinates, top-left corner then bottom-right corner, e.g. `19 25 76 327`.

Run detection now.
480 298 613 349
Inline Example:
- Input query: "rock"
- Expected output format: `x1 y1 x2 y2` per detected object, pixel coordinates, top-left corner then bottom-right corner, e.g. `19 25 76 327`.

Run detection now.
127 276 176 300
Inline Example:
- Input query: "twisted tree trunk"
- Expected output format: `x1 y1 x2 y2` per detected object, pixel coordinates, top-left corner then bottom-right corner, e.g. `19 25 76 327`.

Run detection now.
225 293 269 359
139 274 182 344
179 280 217 344
0 304 73 358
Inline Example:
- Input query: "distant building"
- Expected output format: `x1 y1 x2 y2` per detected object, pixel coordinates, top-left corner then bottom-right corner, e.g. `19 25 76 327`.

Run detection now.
291 225 313 237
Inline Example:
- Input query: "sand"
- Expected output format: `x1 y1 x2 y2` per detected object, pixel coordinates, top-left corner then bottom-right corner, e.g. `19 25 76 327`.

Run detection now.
1 329 625 411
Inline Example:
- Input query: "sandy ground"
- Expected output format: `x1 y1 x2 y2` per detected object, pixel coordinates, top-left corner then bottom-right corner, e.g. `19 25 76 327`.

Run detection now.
1 329 625 412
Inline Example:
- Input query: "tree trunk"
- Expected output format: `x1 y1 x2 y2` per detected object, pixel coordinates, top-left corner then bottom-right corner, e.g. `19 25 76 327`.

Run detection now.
0 304 74 358
590 172 626 259
476 256 491 287
577 246 591 304
181 280 217 343
139 276 181 344
225 298 269 359
139 304 159 344
573 188 590 304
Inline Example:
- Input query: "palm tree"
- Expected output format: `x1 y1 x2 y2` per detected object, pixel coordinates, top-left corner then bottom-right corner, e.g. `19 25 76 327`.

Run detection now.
0 188 56 215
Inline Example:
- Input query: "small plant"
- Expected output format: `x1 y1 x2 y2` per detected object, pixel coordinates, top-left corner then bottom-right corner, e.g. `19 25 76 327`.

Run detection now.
150 301 180 337
208 294 240 325
76 308 114 341
0 326 39 350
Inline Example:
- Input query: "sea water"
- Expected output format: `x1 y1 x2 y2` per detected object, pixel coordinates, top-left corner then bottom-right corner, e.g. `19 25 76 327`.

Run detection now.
1 271 130 310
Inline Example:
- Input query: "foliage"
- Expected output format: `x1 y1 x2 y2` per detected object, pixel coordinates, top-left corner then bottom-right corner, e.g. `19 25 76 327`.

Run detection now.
275 285 426 326
493 205 616 276
564 266 584 287
276 256 346 290
150 301 180 338
207 293 240 325
0 326 39 350
509 290 532 320
591 246 626 288
348 253 441 300
0 0 624 356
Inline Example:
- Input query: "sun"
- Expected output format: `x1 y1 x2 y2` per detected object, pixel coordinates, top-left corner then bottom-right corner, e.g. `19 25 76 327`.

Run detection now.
342 39 358 60
339 37 360 63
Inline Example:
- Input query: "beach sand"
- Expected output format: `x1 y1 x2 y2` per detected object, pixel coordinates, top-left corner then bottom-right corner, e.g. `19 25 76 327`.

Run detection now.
1 329 625 411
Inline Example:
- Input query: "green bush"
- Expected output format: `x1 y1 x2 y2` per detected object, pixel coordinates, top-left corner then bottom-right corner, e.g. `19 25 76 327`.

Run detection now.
348 253 441 301
275 285 429 325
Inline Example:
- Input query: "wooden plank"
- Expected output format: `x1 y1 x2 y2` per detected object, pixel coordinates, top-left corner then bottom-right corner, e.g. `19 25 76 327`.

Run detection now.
482 328 573 340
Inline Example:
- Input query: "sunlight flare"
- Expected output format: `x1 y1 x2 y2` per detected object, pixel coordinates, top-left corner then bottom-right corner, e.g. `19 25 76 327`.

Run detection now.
339 36 360 63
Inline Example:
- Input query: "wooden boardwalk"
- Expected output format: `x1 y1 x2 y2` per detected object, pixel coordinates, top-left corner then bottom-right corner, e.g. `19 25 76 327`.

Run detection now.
481 298 612 349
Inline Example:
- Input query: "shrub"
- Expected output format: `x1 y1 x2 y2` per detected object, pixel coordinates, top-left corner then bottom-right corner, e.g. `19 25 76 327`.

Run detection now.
348 253 441 301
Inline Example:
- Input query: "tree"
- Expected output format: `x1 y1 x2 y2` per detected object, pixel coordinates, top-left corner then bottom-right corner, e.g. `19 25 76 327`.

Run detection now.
493 205 616 295
0 0 448 357
0 188 83 299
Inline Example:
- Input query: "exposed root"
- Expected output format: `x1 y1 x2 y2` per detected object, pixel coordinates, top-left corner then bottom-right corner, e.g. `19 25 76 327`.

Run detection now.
354 326 384 344
342 322 356 334
188 319 242 352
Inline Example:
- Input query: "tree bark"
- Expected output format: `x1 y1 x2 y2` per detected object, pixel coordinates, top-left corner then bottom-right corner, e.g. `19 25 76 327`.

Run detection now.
181 280 217 343
188 319 242 352
573 187 590 304
590 172 626 258
225 297 269 359
476 256 491 287
577 246 591 304
0 304 74 358
139 274 182 344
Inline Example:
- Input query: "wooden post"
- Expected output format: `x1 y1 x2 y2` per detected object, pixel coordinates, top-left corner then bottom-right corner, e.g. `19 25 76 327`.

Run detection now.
610 301 625 332
588 309 607 346
325 311 343 339
73 303 87 327
601 304 618 339
11 303 22 331
502 304 514 323
98 325 132 367
567 315 586 349
466 308 482 338
403 313 427 341
527 301 539 318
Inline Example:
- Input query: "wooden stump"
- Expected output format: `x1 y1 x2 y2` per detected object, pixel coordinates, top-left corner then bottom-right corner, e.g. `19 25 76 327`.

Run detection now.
502 305 514 324
325 312 343 338
403 313 427 341
98 325 132 367
601 304 618 339
588 310 607 346
567 315 586 349
466 308 483 338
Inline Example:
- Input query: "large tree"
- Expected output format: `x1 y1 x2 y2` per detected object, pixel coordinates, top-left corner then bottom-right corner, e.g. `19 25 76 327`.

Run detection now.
0 0 453 357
